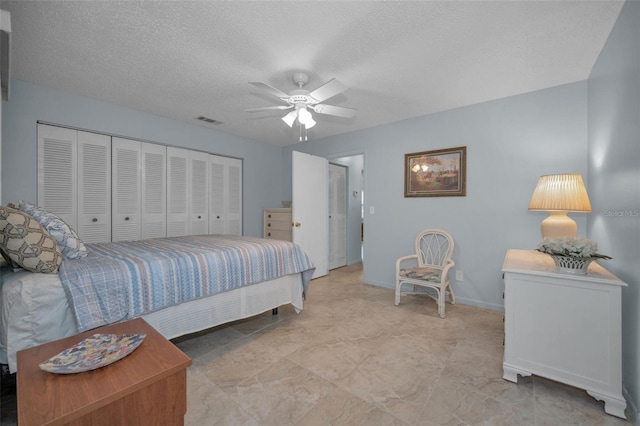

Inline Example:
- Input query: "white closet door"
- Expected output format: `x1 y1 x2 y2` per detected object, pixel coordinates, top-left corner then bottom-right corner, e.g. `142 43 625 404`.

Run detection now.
166 147 189 237
189 151 209 235
112 137 141 242
77 131 111 243
37 124 78 230
226 157 242 236
208 155 225 234
141 142 166 239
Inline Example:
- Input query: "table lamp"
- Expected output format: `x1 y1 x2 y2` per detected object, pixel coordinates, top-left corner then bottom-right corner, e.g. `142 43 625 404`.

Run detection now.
528 173 592 238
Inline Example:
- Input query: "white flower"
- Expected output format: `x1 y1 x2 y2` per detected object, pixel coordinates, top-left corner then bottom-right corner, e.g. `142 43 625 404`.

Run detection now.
537 237 611 259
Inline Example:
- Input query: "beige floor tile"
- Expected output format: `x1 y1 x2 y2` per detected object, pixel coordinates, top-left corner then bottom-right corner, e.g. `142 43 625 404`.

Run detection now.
186 368 260 426
298 386 408 425
418 378 536 425
224 358 337 425
2 263 632 426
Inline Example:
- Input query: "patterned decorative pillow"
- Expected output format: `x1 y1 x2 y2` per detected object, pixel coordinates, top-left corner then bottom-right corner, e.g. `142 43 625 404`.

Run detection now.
19 201 88 260
0 206 63 273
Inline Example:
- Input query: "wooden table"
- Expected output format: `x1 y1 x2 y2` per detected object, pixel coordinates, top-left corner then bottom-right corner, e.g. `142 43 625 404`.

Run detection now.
17 318 192 425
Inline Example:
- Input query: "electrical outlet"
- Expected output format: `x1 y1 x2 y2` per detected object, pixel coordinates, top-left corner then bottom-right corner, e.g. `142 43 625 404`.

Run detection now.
455 270 463 281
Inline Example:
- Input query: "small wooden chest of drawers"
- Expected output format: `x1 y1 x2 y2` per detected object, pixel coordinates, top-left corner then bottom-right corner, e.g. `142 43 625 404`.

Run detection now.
263 208 292 241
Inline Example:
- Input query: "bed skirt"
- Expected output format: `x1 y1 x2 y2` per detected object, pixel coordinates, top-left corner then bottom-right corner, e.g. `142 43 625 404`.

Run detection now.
1 268 303 372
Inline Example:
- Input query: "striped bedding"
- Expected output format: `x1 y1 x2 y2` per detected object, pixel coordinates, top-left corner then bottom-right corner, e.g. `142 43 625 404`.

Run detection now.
59 234 315 331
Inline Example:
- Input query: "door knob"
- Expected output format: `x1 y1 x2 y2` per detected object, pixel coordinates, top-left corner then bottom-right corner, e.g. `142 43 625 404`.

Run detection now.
295 222 301 228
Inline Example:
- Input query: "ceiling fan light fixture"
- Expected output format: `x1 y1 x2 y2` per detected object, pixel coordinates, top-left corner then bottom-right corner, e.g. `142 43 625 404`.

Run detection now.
297 107 315 128
282 110 297 127
304 116 316 129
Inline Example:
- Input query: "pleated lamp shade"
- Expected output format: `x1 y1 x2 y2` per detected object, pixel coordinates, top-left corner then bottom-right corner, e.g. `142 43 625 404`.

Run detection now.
528 174 592 238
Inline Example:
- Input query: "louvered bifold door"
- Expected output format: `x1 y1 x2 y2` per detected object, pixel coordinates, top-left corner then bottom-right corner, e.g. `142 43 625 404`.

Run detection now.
141 142 167 239
37 124 78 230
226 157 242 236
189 151 209 235
112 137 141 242
77 131 112 243
208 155 226 234
166 147 189 237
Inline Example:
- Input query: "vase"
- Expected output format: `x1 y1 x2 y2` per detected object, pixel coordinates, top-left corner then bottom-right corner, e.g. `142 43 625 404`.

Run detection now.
549 255 593 274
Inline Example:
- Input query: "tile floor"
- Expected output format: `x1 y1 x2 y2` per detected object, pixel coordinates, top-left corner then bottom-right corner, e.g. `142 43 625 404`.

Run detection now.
1 263 632 425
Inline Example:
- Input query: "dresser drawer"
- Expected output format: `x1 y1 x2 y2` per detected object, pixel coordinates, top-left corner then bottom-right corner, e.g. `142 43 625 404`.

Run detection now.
264 212 290 221
265 219 291 231
264 229 292 240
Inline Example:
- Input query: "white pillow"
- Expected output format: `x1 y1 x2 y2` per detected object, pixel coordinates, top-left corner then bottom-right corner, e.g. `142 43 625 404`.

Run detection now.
19 201 88 260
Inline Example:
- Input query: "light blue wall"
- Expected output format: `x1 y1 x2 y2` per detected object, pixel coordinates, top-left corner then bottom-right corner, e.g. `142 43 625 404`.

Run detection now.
287 82 589 311
1 79 288 237
587 0 640 421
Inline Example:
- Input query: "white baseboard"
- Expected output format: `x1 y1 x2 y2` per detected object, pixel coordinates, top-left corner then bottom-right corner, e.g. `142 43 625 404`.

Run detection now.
364 280 505 312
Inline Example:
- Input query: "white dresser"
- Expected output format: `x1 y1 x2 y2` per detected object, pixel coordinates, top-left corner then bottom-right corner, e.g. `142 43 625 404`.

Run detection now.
502 249 627 419
263 208 292 241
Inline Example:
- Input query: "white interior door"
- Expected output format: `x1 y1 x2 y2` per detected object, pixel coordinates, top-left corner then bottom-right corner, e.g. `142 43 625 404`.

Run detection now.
208 155 226 234
329 163 347 270
77 131 111 243
141 142 167 239
189 151 209 235
112 137 141 242
37 124 78 229
226 157 242 235
292 151 328 278
166 147 189 237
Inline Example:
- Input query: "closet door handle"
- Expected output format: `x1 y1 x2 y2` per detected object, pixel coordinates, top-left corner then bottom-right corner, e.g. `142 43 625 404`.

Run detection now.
125 217 130 221
92 218 98 223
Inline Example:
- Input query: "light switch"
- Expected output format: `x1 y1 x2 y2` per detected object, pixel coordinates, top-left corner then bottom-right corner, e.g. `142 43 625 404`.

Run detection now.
369 206 375 214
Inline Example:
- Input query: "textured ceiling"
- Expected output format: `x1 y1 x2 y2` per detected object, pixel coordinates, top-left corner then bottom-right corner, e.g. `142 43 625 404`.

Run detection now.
2 1 624 146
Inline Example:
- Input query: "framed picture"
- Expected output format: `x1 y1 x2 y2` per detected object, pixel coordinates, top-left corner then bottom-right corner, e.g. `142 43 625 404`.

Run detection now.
404 146 466 197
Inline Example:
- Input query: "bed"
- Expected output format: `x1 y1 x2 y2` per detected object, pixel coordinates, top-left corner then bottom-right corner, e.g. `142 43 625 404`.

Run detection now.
0 234 314 372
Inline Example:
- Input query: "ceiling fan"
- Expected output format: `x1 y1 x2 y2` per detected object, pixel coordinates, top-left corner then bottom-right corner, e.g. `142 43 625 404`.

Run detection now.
245 72 356 130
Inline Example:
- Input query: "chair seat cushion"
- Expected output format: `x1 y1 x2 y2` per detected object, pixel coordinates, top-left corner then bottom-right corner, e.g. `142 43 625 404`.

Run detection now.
399 266 442 282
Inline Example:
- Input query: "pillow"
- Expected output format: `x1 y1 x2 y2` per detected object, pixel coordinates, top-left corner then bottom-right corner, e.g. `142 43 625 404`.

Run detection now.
0 206 63 273
19 201 88 260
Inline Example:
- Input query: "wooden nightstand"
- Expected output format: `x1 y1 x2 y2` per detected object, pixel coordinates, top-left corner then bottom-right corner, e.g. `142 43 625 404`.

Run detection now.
17 318 192 425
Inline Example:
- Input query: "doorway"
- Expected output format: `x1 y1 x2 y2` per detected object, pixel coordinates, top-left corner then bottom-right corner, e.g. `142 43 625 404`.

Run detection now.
329 154 364 268
329 163 347 269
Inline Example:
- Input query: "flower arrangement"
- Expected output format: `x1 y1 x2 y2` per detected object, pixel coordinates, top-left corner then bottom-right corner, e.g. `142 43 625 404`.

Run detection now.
537 236 612 260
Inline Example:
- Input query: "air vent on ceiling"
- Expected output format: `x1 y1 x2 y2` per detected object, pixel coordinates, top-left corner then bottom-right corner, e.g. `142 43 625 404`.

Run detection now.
196 116 222 125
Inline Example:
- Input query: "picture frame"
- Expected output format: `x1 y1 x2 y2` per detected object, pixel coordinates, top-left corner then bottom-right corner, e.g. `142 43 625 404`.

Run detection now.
404 146 466 197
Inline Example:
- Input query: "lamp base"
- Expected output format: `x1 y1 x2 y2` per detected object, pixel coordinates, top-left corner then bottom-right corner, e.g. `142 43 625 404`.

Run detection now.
541 212 577 238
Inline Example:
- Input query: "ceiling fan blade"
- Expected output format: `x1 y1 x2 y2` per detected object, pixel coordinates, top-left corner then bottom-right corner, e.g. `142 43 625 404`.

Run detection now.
245 105 293 112
308 78 347 103
249 82 289 99
312 104 357 118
